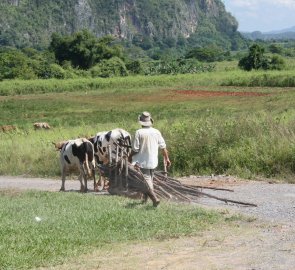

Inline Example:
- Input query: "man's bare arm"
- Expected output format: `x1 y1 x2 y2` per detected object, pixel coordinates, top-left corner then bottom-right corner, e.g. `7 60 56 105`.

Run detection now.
162 148 171 167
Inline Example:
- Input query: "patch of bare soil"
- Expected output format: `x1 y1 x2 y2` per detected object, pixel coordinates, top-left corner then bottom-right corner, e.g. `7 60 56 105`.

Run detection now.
37 221 295 270
1 175 295 270
174 90 270 97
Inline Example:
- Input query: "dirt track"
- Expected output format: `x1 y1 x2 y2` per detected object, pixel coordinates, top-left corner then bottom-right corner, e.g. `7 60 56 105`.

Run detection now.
1 175 295 270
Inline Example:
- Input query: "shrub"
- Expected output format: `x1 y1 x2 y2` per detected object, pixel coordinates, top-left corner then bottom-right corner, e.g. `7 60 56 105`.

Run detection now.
238 44 267 71
0 50 37 80
126 60 143 74
238 44 286 71
185 45 224 62
143 59 215 75
269 54 285 70
90 57 128 78
48 64 66 79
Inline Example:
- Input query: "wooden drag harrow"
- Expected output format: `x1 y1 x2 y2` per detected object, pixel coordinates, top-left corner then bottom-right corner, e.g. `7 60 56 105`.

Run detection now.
98 144 257 207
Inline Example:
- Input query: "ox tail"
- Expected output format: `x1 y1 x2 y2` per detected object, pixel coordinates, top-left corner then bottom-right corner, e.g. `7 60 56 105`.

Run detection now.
84 152 92 177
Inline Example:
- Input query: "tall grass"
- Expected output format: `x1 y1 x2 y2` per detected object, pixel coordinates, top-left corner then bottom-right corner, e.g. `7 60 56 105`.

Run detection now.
223 71 295 87
0 190 222 269
1 113 295 180
163 115 295 180
0 75 217 96
1 69 295 180
1 69 295 97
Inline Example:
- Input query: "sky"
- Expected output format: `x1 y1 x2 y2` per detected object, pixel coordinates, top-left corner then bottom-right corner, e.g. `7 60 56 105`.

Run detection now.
222 0 295 32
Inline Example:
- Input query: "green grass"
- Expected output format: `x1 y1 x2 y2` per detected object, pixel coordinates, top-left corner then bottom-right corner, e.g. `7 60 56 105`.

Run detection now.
1 68 295 180
0 190 222 269
1 69 295 96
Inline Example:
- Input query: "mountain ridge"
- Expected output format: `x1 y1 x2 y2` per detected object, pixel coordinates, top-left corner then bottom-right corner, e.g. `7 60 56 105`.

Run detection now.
0 0 245 50
264 26 295 35
241 26 295 40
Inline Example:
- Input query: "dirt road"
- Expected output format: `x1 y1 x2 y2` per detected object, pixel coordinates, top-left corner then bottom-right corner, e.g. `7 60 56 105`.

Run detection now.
1 175 295 270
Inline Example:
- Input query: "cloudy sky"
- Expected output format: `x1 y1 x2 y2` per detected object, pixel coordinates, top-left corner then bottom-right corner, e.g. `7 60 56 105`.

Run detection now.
223 0 295 32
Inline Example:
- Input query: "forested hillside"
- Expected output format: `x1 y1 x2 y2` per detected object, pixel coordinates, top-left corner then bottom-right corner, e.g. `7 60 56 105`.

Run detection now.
0 0 245 50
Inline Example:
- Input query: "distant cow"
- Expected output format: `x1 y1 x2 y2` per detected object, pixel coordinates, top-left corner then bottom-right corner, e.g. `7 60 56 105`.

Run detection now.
90 128 132 165
0 125 17 132
33 122 51 130
60 138 96 192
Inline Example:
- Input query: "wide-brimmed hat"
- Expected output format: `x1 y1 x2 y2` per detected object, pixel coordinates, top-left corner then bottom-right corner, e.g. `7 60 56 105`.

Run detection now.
138 111 154 126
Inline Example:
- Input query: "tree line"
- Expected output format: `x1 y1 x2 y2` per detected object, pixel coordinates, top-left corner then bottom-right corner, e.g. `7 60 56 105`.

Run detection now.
0 30 289 80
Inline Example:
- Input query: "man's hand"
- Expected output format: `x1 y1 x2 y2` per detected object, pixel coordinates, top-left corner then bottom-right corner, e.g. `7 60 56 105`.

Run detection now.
165 158 171 168
162 148 171 168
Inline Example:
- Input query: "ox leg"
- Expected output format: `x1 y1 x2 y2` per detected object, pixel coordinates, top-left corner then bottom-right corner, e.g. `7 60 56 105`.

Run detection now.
78 173 85 192
79 163 88 193
84 174 88 193
95 169 105 192
92 167 97 192
60 166 66 191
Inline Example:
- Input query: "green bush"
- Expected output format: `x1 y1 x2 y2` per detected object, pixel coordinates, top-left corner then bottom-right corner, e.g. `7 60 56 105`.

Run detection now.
239 44 286 71
126 60 143 74
0 50 37 80
50 31 124 69
143 59 215 75
185 45 225 62
90 57 128 78
238 44 267 71
269 54 285 70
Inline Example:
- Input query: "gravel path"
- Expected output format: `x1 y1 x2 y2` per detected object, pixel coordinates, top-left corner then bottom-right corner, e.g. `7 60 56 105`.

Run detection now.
0 175 85 192
192 177 295 224
1 175 295 224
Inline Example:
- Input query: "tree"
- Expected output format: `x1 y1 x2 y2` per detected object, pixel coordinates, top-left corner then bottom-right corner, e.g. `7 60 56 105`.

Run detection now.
0 49 37 80
90 57 128 78
238 44 285 71
185 45 224 62
49 30 123 69
269 44 283 55
238 44 268 71
269 55 285 70
126 60 142 74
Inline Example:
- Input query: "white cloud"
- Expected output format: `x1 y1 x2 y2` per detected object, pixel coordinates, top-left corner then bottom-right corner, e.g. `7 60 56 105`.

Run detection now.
273 0 295 7
227 0 295 10
223 0 295 31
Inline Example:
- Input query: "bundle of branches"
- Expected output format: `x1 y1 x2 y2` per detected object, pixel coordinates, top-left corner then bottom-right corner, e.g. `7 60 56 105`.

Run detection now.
99 161 257 207
99 160 151 196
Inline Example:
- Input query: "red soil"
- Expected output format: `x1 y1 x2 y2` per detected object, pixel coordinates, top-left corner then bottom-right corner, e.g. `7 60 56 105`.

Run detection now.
174 90 269 97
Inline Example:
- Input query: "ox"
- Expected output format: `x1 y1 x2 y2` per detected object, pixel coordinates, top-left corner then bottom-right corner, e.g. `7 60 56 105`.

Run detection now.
60 138 95 192
88 128 132 190
34 122 51 130
0 125 17 132
90 128 132 165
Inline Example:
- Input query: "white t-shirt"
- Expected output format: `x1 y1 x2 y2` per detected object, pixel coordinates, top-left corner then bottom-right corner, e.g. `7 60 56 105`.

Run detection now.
132 127 166 169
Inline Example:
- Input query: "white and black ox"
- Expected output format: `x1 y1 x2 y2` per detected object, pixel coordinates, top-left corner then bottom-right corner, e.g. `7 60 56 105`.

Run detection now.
89 128 132 165
88 128 131 190
59 138 96 192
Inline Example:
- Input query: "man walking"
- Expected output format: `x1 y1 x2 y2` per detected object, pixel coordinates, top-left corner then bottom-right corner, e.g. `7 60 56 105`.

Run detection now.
129 111 171 207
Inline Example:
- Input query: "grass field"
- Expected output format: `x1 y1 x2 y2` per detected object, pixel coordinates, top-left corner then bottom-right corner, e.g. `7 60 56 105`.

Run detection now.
1 65 295 269
0 189 224 270
0 68 295 179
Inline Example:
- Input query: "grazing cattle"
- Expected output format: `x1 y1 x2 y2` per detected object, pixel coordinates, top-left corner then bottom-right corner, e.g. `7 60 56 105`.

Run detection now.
33 122 51 130
60 138 96 192
0 125 17 132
